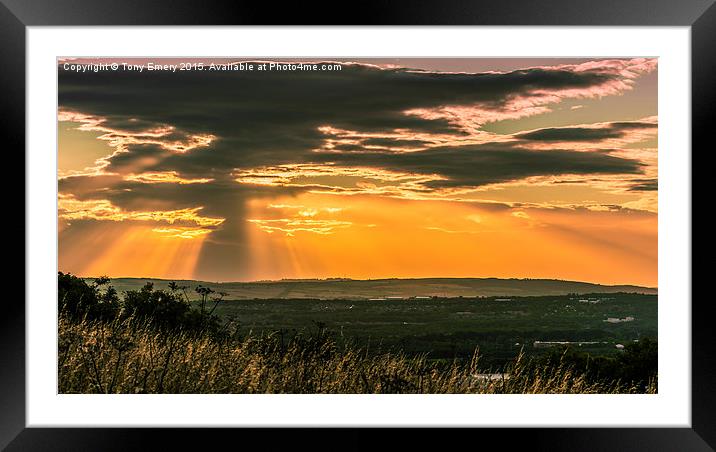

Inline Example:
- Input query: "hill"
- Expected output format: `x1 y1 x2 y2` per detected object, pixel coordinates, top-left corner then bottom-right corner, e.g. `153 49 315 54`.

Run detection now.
93 277 657 300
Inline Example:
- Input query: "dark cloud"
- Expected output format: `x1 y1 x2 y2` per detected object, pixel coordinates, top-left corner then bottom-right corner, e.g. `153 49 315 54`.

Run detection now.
59 62 652 184
58 62 628 174
516 127 624 142
628 179 658 191
516 121 656 142
311 144 644 189
610 122 658 131
360 137 434 148
59 61 651 200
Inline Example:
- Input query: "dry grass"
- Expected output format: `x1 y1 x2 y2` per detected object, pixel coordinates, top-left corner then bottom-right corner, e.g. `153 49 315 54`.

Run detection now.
59 314 656 394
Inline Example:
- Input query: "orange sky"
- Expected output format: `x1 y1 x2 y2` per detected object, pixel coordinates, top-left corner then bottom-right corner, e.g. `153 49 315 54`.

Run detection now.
58 58 657 286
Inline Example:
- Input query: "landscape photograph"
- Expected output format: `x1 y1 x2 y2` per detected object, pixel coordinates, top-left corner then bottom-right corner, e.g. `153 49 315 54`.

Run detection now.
57 57 658 394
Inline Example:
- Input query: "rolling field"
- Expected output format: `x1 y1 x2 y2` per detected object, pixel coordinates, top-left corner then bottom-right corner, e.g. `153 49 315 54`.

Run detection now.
89 277 657 366
210 293 656 366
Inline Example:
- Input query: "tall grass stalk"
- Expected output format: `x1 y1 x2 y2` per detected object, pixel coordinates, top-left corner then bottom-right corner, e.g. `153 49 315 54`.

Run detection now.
59 313 656 394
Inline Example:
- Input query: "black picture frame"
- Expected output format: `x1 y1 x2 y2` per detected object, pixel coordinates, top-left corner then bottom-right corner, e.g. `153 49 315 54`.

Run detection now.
3 1 710 450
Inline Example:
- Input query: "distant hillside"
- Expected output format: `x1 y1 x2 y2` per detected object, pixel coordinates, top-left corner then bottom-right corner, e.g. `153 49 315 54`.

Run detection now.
92 277 657 300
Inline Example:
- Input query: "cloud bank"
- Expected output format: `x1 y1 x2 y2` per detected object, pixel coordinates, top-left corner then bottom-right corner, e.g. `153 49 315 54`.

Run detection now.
58 58 657 279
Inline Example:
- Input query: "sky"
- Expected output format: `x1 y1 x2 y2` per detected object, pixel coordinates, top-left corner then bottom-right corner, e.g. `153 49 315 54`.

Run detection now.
57 58 658 286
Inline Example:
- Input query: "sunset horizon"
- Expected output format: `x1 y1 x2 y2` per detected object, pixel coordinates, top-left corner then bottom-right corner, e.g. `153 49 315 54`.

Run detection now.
56 55 661 397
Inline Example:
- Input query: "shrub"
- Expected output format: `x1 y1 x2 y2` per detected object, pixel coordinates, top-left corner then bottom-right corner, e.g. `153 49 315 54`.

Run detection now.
58 272 224 336
120 282 224 335
616 337 657 391
535 338 657 391
121 282 189 328
58 272 120 321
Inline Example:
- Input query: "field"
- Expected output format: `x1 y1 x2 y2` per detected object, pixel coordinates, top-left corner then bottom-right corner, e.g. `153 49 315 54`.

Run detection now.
89 277 656 366
210 293 656 366
58 312 656 394
60 275 658 393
